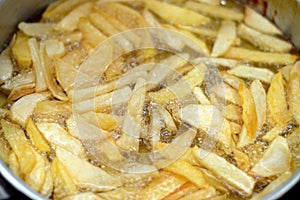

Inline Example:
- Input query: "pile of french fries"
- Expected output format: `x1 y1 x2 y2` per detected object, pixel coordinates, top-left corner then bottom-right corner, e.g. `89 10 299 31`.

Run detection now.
0 0 300 199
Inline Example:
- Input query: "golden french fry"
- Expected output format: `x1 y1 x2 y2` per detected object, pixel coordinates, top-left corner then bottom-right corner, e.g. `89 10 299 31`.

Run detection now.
262 124 286 142
55 2 93 32
78 17 107 48
163 182 199 200
223 47 298 65
26 118 50 153
267 72 290 124
212 20 237 57
287 72 300 125
233 148 251 171
225 104 242 122
0 138 10 164
8 152 21 178
164 159 208 189
250 80 267 130
185 1 244 21
238 23 292 53
51 157 78 199
250 136 291 177
145 0 210 26
1 120 36 175
36 122 86 158
193 147 256 196
238 83 258 142
244 6 282 35
12 32 32 67
136 171 187 200
228 64 274 84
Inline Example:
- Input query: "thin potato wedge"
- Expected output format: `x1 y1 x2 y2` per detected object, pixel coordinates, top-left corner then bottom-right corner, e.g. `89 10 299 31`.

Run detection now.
238 83 258 142
211 20 237 57
18 22 54 37
163 159 208 189
223 47 298 65
185 1 244 21
267 72 290 124
145 0 210 26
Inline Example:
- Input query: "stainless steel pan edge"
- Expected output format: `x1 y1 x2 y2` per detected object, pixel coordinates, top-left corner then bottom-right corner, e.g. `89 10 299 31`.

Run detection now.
0 0 300 200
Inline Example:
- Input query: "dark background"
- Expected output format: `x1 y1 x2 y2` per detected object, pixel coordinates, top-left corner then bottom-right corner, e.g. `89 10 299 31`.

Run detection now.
0 174 299 200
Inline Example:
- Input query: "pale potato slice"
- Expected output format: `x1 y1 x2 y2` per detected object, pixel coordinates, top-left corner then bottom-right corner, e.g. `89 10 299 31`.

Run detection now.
39 42 68 101
252 171 292 200
43 0 89 20
73 86 132 113
28 38 47 92
185 1 244 21
262 124 286 142
78 17 107 47
51 157 78 199
44 39 66 58
55 2 93 32
267 72 290 124
238 83 258 142
244 7 282 35
179 186 217 200
136 171 187 200
18 22 54 37
148 65 206 104
193 87 211 105
250 136 291 177
233 148 251 171
36 122 86 158
1 120 36 175
238 23 292 52
212 20 237 57
56 147 122 191
12 32 32 67
145 0 210 26
26 118 50 153
62 192 104 200
0 138 10 164
10 92 50 127
163 159 208 189
227 64 274 84
193 147 256 196
163 182 199 200
223 47 298 65
287 72 300 125
250 80 267 130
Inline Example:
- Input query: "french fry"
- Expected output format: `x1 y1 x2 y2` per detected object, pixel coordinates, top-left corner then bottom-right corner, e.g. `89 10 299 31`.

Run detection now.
78 17 107 48
193 87 211 105
33 100 71 121
185 1 244 21
145 0 210 26
212 20 237 57
193 0 221 5
1 120 36 175
211 83 241 106
55 2 93 32
250 136 291 177
0 138 10 164
250 80 267 130
28 38 47 92
8 152 21 178
82 112 122 131
136 171 187 200
233 148 251 171
62 192 104 200
221 73 245 90
163 182 199 200
7 83 35 102
244 7 282 35
40 164 53 197
238 23 292 53
176 24 218 38
44 39 66 58
56 147 122 191
10 92 50 127
193 147 256 196
163 159 208 189
223 47 298 65
36 122 86 158
26 118 51 153
228 64 274 84
287 72 300 125
262 124 286 142
178 186 217 200
225 104 242 122
0 45 13 85
238 83 258 142
51 157 78 199
267 72 290 124
18 22 54 37
12 32 32 67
